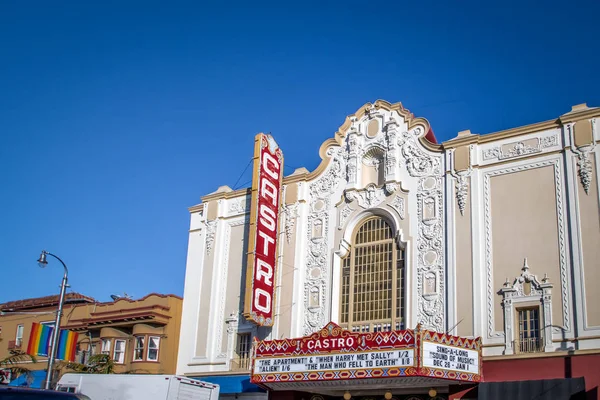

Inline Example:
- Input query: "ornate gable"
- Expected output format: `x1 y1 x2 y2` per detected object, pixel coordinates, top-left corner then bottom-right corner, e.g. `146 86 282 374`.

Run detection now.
299 100 447 334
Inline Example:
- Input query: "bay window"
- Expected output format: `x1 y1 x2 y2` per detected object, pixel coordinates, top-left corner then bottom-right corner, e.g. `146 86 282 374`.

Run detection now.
113 339 126 364
101 339 111 355
147 336 160 361
133 336 145 361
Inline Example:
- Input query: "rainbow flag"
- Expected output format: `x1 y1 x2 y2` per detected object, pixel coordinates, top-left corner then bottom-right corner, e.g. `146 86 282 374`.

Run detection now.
27 322 53 357
57 330 79 362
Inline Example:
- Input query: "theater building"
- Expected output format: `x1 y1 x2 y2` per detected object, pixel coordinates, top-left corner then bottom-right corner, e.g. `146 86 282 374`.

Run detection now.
176 100 600 399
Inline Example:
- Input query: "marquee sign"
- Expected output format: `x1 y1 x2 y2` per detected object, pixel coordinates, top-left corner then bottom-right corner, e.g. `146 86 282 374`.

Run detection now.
251 322 482 387
243 133 284 326
419 329 482 381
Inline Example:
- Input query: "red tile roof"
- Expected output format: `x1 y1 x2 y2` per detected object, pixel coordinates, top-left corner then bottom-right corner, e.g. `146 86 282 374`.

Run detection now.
0 293 96 311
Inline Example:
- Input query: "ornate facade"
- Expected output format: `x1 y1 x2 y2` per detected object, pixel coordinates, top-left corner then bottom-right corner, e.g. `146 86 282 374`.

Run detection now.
176 101 600 399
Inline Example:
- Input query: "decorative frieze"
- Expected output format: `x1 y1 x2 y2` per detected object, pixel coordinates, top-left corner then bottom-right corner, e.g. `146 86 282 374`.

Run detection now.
450 169 472 217
388 195 405 220
205 220 217 256
482 134 559 161
282 203 299 244
572 143 596 194
304 147 346 335
338 203 353 230
345 184 386 209
227 197 247 216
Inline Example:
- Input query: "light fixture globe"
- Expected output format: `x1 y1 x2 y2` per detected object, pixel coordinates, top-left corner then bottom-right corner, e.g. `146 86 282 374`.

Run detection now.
37 251 48 268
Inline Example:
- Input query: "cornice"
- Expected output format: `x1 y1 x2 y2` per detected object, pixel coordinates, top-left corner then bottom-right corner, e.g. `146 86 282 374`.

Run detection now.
188 204 204 213
444 106 600 150
200 188 251 203
419 136 443 152
559 107 600 124
191 102 599 208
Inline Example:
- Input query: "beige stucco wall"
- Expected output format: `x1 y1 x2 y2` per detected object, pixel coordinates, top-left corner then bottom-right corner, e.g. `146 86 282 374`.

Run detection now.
455 146 470 172
579 157 600 327
284 182 298 205
574 120 594 147
362 163 384 187
455 178 473 337
196 224 216 357
277 213 298 339
490 165 563 332
206 201 218 221
223 224 246 351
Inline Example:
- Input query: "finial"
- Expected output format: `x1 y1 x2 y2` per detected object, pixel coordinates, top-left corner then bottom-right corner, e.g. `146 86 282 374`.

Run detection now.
522 257 529 272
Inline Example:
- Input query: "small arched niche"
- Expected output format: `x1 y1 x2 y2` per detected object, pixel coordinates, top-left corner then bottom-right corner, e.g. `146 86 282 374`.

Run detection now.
361 146 385 187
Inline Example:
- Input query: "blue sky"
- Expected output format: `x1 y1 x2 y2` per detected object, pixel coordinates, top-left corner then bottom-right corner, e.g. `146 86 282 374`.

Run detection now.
1 1 599 303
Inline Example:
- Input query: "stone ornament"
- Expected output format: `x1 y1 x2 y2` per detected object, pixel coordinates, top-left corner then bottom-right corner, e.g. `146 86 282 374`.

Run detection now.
499 258 554 354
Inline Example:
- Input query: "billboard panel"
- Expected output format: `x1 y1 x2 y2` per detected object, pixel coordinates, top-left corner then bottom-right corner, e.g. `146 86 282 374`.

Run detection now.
243 133 284 326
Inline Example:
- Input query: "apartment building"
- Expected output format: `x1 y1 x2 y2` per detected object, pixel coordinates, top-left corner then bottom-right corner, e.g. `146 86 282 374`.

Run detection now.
0 292 182 387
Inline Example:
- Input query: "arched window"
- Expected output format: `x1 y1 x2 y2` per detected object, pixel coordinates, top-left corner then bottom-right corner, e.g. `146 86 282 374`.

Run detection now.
340 216 405 332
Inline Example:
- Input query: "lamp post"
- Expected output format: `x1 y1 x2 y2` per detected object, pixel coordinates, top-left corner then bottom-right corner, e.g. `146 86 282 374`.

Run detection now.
37 250 69 390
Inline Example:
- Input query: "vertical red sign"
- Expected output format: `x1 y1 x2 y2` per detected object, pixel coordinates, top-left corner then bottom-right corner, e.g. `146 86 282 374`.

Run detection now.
244 133 284 326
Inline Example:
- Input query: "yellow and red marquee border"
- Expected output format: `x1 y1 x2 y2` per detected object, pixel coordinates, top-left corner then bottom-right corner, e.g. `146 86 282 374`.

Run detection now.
251 322 482 386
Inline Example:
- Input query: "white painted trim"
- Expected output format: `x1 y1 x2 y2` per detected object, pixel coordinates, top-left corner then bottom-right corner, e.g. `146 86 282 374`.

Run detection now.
568 141 600 335
445 165 457 335
471 163 485 339
272 208 287 341
176 208 212 374
206 217 226 360
291 195 309 337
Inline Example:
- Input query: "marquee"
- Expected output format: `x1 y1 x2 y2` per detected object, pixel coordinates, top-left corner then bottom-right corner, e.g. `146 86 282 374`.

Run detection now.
251 322 482 390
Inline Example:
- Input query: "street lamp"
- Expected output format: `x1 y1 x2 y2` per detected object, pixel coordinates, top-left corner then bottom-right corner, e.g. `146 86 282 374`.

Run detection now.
37 250 69 390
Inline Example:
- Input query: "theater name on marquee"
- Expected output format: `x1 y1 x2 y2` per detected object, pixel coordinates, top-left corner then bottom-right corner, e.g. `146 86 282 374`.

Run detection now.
253 349 415 374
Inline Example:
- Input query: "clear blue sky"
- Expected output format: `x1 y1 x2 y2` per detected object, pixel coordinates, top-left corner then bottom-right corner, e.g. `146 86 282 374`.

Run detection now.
1 1 599 303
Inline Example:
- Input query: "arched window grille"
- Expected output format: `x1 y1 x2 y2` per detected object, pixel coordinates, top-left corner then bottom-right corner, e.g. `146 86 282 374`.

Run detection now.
340 216 405 332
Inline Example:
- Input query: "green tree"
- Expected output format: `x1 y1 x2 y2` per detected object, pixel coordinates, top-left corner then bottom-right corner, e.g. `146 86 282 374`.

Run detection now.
0 350 37 382
60 354 115 374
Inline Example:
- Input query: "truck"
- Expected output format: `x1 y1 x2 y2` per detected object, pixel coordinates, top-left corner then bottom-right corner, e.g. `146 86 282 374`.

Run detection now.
55 374 220 400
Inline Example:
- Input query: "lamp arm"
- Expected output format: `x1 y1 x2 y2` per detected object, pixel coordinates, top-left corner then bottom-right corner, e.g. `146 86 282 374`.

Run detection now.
46 252 69 278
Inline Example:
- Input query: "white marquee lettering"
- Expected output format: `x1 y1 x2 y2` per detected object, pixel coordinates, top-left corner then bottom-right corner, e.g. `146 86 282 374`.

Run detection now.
260 179 278 207
259 205 276 231
255 259 273 285
254 288 271 313
258 230 275 257
262 152 280 180
305 337 355 350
